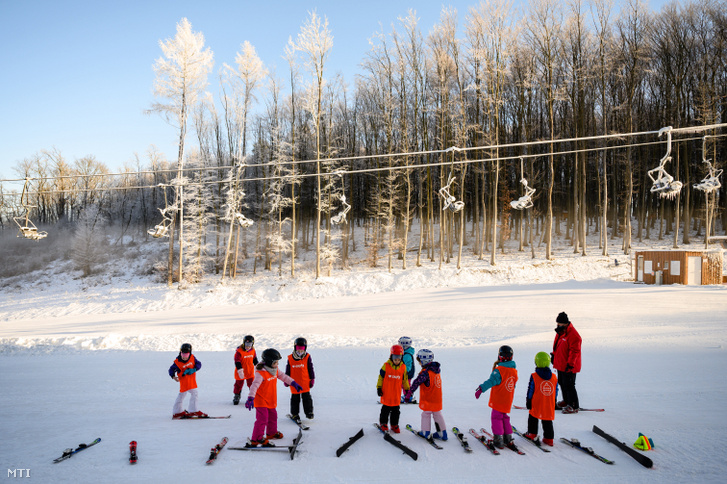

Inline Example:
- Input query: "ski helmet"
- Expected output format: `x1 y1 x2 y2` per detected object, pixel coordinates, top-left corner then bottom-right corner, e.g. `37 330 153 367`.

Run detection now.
534 351 551 368
261 348 282 367
398 336 413 349
416 348 435 365
498 345 514 362
390 344 404 356
243 335 255 345
294 337 307 350
180 343 192 353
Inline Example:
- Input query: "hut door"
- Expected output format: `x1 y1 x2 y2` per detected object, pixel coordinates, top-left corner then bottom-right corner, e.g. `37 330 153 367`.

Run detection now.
687 256 702 285
637 256 644 282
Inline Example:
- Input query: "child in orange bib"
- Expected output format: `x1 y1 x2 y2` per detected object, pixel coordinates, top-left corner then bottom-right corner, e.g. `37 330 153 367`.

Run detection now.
168 343 206 419
475 345 518 449
376 344 410 433
406 349 447 440
523 351 558 446
233 335 258 405
244 348 302 447
285 337 315 423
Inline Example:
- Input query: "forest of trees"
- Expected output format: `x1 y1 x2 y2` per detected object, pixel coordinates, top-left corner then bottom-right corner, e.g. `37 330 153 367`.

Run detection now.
1 0 726 284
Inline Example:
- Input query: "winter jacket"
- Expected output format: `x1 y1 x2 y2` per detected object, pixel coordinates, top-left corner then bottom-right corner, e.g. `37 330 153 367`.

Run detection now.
169 354 201 393
478 360 518 414
410 362 442 412
526 367 558 421
552 324 582 373
377 359 410 406
285 353 315 394
234 346 258 380
402 347 416 380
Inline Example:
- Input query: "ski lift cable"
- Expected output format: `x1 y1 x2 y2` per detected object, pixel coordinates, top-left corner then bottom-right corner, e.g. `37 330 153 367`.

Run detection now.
3 133 725 197
4 124 726 185
2 131 727 197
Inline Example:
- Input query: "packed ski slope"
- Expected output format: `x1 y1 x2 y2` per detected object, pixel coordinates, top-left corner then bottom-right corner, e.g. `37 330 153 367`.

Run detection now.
1 247 726 483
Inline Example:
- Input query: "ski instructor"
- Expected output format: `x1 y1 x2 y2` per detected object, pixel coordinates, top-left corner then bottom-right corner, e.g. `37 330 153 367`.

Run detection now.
551 312 581 414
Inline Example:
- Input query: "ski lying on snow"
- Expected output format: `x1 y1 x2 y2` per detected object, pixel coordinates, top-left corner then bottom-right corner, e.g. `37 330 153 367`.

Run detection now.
592 425 653 468
481 428 525 454
373 424 418 461
53 438 102 463
513 405 605 412
405 424 443 449
129 441 137 464
287 414 310 430
206 437 228 465
512 426 551 452
560 437 614 465
451 427 473 453
335 428 364 457
469 428 500 455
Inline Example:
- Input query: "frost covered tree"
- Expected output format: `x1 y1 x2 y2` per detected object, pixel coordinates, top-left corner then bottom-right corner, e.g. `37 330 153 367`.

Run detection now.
296 10 333 279
180 153 215 283
72 204 109 277
220 40 266 278
524 0 565 260
149 17 214 285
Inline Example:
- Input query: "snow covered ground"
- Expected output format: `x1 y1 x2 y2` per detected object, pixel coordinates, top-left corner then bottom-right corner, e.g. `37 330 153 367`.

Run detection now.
1 242 726 483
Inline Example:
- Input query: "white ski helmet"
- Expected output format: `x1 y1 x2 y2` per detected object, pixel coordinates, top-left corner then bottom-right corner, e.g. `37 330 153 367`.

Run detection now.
416 348 434 365
398 336 413 349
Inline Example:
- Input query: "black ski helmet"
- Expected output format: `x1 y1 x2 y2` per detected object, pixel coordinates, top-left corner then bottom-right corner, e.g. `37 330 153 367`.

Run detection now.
294 337 307 349
243 335 255 346
180 343 192 353
498 345 513 362
261 348 282 367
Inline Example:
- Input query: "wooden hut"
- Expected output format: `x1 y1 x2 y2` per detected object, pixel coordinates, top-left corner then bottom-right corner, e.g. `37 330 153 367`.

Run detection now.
634 249 724 285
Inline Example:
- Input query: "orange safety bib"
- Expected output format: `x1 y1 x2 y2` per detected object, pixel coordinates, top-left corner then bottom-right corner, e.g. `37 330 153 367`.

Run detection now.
530 372 557 421
489 365 518 414
175 355 198 393
381 361 407 406
418 369 443 412
288 354 311 394
234 348 256 380
253 369 279 409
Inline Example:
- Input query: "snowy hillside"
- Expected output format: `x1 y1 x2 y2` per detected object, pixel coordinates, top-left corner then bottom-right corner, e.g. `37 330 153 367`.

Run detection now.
1 241 726 483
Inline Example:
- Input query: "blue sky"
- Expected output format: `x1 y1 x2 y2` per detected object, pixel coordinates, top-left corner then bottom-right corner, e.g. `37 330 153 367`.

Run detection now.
0 0 668 182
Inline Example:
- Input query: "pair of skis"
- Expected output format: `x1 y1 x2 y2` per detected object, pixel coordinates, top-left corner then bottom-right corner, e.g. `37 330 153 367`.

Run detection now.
469 428 524 455
173 414 231 420
512 426 551 452
405 424 443 449
374 423 418 460
228 428 303 460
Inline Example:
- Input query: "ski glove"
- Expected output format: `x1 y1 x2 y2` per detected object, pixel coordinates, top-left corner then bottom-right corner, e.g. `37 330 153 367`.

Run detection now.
377 387 383 397
526 398 532 410
183 368 197 375
404 390 413 401
244 396 255 410
291 381 303 392
565 364 574 372
237 368 245 379
309 379 315 388
475 387 483 399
